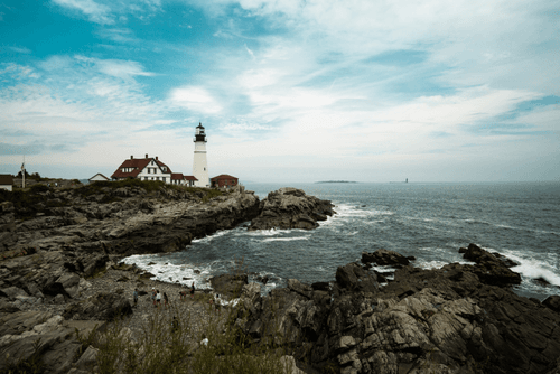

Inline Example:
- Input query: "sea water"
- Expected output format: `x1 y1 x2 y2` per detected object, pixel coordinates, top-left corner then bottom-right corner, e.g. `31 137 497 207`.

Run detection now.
123 182 560 301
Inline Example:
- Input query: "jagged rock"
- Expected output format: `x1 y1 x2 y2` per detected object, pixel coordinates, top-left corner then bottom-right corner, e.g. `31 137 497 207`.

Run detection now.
361 249 411 266
63 292 132 320
249 188 335 231
242 247 560 374
0 314 80 374
211 273 248 299
335 262 378 291
0 286 29 300
73 345 99 372
462 243 522 286
542 295 560 312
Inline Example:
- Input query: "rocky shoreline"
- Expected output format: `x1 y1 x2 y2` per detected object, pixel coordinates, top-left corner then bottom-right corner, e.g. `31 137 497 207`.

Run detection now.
0 183 334 373
2 183 560 373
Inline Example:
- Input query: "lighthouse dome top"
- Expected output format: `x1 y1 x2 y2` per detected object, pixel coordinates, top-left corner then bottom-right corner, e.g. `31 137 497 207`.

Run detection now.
194 122 207 142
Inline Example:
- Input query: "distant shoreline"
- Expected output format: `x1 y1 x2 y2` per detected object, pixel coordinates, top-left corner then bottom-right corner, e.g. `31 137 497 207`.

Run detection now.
315 180 357 184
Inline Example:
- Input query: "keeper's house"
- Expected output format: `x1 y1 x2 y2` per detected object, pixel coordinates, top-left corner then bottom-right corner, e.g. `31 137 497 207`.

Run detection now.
211 174 239 188
111 154 197 187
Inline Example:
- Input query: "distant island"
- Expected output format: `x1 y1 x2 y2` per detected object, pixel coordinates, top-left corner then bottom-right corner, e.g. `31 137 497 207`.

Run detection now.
316 180 357 184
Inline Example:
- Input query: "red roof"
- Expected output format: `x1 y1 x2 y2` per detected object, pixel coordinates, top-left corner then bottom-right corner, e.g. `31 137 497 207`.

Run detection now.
111 156 172 179
171 173 197 181
211 174 238 180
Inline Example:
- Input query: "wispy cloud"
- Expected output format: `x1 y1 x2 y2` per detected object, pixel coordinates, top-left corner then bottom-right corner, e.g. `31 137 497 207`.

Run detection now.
52 0 114 25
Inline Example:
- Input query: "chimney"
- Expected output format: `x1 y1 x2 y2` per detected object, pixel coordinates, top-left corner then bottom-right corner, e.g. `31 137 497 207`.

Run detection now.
130 155 133 159
156 156 158 160
145 153 149 159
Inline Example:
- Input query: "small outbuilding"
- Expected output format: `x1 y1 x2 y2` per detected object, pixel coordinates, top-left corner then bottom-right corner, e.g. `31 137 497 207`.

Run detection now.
0 175 13 191
88 173 110 184
211 174 239 188
171 173 197 187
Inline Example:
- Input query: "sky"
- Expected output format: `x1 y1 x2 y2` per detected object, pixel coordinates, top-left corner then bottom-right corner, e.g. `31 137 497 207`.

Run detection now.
0 0 559 183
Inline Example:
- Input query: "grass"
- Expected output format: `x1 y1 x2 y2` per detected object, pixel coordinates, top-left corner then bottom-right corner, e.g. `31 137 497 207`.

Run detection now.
0 338 45 374
78 300 292 374
0 178 225 220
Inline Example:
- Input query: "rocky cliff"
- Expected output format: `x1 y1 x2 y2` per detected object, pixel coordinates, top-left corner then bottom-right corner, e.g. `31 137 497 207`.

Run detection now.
233 244 560 374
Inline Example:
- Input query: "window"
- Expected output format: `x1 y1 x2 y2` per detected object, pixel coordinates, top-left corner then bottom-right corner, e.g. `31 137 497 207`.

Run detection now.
147 168 151 174
162 177 166 183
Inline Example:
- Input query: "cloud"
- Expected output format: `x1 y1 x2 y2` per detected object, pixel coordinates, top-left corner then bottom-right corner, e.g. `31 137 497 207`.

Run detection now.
0 141 73 156
52 0 114 25
169 86 223 114
94 59 156 78
5 46 32 54
95 28 139 43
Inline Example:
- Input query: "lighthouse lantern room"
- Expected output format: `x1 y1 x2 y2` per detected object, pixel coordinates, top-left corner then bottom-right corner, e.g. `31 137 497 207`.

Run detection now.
193 122 209 187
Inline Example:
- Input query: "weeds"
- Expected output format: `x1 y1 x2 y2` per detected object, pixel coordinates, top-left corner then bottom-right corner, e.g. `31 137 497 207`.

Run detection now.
0 338 45 374
83 286 293 374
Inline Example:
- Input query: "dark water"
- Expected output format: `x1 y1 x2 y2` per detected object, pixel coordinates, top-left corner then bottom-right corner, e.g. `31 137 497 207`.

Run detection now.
123 182 560 300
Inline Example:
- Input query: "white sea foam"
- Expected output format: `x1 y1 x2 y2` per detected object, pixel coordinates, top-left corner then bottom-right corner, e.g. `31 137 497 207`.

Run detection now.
262 237 309 242
192 229 231 243
500 251 560 288
122 256 214 288
240 228 303 236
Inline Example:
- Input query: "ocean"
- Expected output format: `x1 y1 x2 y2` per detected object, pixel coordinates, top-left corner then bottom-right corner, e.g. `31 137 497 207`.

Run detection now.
123 182 560 301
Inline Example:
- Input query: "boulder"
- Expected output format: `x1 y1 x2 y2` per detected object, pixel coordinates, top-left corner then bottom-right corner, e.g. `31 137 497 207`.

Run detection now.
361 249 411 266
335 263 378 292
249 188 335 231
462 243 522 286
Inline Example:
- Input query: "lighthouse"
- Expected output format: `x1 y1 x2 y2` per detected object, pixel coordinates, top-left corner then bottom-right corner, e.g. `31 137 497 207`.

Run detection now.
193 122 209 187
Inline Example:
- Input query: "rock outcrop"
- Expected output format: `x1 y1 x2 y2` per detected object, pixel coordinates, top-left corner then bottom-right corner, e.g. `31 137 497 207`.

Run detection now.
249 187 335 231
1 184 261 258
238 245 560 374
0 311 82 374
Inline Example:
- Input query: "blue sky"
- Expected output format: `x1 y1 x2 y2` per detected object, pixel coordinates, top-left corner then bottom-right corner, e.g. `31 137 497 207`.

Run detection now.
0 0 559 183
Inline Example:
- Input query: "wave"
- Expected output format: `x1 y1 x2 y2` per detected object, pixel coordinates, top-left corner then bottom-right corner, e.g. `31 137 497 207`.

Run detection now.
262 237 309 242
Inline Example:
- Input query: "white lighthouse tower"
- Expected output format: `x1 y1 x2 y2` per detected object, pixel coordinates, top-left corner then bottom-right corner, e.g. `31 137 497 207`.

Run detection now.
193 122 209 187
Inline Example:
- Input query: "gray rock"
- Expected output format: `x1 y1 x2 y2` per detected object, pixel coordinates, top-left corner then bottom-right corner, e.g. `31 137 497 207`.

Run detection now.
0 286 29 300
249 188 334 231
361 249 411 266
74 345 99 371
242 250 560 374
63 292 132 320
